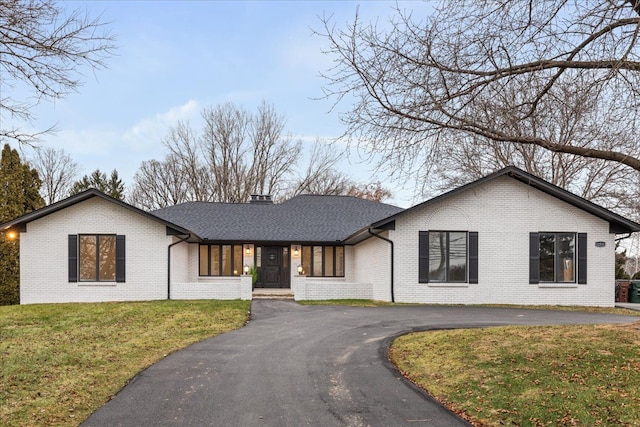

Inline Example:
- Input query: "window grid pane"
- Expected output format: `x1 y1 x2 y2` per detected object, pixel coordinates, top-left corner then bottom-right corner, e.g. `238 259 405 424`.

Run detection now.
539 233 555 282
233 245 243 276
558 233 575 283
313 246 323 276
302 246 311 276
98 235 116 281
447 232 467 282
221 245 232 276
256 246 262 268
429 232 446 281
335 247 344 277
79 235 97 281
210 246 221 276
324 247 334 277
199 245 208 276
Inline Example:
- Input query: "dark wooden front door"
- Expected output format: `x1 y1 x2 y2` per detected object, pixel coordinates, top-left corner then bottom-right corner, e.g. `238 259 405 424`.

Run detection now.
257 246 290 288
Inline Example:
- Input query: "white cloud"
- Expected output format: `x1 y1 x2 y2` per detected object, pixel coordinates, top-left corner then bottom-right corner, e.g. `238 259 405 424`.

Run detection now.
122 99 201 151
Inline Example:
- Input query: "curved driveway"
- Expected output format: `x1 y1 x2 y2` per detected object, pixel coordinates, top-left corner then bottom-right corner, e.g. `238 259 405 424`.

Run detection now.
82 301 636 427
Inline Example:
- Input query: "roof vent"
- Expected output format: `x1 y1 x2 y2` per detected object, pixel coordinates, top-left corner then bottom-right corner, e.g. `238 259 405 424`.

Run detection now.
250 194 273 204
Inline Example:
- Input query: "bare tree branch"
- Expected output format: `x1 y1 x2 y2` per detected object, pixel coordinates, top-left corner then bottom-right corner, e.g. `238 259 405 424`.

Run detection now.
0 0 115 144
30 146 80 204
319 0 640 174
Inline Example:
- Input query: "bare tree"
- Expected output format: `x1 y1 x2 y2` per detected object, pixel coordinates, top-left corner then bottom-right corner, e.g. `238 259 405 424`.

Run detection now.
289 140 345 196
319 0 640 179
129 107 391 208
425 80 638 212
346 181 392 202
289 141 392 202
0 0 115 144
129 154 190 210
201 103 251 203
163 122 213 202
130 102 303 207
30 146 80 204
249 101 300 197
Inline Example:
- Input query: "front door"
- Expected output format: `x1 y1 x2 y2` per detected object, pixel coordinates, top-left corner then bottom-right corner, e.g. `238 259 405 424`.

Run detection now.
256 246 290 288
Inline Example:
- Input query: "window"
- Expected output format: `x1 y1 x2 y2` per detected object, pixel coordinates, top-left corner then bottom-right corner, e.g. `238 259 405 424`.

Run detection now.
530 232 587 284
199 244 244 276
68 234 125 283
300 246 345 277
419 231 478 284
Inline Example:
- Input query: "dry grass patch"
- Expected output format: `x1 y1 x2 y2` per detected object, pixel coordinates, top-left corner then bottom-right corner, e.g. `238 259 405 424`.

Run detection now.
0 300 250 427
390 322 640 427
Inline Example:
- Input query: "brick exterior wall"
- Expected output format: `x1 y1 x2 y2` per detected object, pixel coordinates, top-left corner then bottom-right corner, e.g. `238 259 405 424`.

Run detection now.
169 242 252 300
20 197 172 304
18 176 617 306
388 176 615 306
293 276 373 300
351 232 393 301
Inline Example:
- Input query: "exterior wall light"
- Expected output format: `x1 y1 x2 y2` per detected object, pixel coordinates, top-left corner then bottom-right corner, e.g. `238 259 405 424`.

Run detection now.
293 246 300 257
245 245 251 255
6 230 17 240
244 264 250 275
297 265 303 275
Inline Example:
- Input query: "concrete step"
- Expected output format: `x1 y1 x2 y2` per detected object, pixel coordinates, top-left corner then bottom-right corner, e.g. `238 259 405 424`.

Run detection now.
252 289 294 300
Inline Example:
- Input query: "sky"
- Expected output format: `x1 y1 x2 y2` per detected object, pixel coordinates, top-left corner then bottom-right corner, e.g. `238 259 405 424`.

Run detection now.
5 0 432 208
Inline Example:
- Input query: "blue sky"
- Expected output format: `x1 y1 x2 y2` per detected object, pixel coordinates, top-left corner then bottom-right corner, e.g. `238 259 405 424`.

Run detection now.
8 0 431 207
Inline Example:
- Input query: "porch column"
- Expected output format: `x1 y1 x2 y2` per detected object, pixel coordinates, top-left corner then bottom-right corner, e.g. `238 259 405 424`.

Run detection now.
240 274 253 300
292 274 306 300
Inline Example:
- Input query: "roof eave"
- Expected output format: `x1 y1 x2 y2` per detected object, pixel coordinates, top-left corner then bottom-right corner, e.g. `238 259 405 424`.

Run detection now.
0 189 199 239
369 166 640 234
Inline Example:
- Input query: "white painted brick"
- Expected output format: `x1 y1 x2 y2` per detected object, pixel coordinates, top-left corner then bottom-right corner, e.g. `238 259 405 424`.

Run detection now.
20 197 172 304
389 176 615 307
20 176 617 306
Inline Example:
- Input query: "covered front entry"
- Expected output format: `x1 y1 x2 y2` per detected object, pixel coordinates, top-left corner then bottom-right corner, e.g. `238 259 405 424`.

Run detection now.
255 246 290 289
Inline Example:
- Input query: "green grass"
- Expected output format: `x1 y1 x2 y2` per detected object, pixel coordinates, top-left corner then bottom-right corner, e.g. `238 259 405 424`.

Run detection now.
298 299 639 315
0 300 250 427
390 322 640 426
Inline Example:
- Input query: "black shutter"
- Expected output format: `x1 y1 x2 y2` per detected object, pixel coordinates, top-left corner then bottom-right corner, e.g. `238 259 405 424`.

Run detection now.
577 233 587 284
68 235 78 282
468 232 478 284
419 231 429 283
116 235 126 283
529 232 540 284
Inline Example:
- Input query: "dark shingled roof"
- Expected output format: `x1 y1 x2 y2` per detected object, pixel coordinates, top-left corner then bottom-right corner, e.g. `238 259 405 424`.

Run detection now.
151 194 403 243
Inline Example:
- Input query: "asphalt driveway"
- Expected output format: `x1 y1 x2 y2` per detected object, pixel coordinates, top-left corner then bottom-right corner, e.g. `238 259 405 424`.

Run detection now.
82 301 636 427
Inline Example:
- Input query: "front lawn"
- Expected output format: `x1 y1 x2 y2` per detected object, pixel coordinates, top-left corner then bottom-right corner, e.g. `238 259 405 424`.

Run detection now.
0 300 250 427
390 322 640 426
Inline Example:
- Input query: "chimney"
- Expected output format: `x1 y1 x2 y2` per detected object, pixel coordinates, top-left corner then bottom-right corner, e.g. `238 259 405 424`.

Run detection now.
250 194 273 204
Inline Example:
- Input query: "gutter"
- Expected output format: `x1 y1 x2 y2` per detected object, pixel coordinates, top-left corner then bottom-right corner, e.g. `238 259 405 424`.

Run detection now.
368 228 395 303
168 234 191 299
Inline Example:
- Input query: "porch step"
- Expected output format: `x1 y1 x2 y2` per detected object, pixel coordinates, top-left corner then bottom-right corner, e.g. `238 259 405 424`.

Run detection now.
252 289 295 300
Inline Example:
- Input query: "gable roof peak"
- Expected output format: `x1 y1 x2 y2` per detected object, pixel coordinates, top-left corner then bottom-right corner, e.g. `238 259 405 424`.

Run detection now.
368 166 640 234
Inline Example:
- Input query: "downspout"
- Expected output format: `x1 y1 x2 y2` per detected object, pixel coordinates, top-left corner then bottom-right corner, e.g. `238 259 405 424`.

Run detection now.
368 228 394 303
615 232 632 242
168 234 191 300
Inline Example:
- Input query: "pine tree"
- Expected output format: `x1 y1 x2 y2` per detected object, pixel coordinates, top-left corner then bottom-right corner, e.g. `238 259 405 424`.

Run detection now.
71 169 125 200
0 144 45 305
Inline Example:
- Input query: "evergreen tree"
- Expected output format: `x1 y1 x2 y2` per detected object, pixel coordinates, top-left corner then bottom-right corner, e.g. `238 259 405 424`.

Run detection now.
0 144 45 305
71 169 125 200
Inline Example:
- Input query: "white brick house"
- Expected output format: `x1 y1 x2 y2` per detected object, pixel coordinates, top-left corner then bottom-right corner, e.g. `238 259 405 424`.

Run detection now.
2 167 638 306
